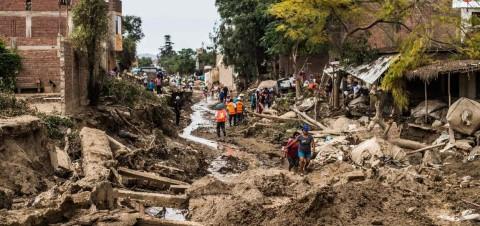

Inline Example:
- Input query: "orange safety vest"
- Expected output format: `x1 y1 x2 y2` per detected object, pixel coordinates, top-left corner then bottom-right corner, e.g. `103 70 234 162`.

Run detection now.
226 102 236 115
216 109 227 122
236 101 244 113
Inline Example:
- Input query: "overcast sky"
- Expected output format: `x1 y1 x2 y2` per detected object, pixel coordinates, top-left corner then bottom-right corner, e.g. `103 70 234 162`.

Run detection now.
123 0 219 55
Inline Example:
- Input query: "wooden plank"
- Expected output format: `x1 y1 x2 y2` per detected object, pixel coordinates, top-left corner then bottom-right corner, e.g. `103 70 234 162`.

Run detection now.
169 185 191 194
114 189 187 208
118 167 189 187
137 217 203 226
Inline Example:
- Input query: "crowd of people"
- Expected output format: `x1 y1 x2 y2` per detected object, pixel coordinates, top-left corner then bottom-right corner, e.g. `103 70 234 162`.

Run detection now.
250 88 275 114
212 85 246 138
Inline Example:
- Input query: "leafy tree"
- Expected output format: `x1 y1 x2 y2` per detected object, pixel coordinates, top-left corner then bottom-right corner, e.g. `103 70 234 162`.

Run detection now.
71 0 109 106
0 40 21 92
215 0 275 88
197 47 217 68
118 15 144 71
138 57 153 67
175 48 196 75
160 35 175 57
123 15 144 42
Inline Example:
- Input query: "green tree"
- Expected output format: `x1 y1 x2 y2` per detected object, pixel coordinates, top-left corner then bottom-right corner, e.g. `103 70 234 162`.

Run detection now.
197 47 217 68
138 57 153 67
175 48 196 75
0 40 21 92
118 15 144 71
215 0 276 88
71 0 109 106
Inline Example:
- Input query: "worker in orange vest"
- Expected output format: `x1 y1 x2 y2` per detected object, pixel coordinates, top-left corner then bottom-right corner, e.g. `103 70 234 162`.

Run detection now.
236 97 244 124
226 99 237 127
215 105 228 137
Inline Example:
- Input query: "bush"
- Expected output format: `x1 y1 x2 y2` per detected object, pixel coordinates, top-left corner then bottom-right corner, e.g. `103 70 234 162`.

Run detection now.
37 113 74 140
102 78 158 108
0 40 21 92
0 93 30 117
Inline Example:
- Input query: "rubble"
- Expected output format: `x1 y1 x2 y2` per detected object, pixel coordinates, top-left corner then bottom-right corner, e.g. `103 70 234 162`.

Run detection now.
447 98 480 135
351 137 406 167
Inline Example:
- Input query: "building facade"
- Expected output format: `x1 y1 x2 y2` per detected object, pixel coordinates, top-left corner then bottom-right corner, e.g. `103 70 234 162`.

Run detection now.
0 0 122 114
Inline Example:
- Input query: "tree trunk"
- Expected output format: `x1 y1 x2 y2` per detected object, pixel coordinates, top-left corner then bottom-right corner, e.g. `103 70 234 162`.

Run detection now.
87 45 98 106
332 73 341 109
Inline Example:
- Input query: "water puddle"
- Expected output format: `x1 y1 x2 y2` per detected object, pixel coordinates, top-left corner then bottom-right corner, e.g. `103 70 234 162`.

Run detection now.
179 99 218 149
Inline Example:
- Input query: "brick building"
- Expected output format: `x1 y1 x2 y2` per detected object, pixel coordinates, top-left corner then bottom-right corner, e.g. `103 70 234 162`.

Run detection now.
0 0 123 114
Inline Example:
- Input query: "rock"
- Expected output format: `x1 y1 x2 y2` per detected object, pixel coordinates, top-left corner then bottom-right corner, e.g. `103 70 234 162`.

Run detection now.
279 111 296 119
432 120 443 128
454 140 473 151
467 146 480 161
118 130 139 141
406 207 416 213
411 100 447 119
447 98 480 135
49 147 72 176
329 116 361 132
313 144 343 165
351 137 406 167
91 182 116 210
386 122 401 140
342 171 365 182
358 116 370 125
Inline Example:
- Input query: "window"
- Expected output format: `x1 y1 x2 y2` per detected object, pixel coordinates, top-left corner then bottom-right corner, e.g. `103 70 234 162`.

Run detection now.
472 12 480 27
26 0 32 11
115 16 122 35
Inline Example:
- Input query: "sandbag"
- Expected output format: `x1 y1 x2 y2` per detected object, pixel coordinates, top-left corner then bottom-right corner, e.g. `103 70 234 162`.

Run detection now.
446 98 480 135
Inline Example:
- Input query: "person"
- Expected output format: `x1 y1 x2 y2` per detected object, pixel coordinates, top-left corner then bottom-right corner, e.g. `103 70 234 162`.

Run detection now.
226 99 237 127
296 125 315 176
155 76 162 94
143 73 148 88
219 89 226 103
148 79 155 92
215 105 227 137
236 97 244 124
173 96 182 126
250 92 256 112
203 86 209 101
284 132 300 171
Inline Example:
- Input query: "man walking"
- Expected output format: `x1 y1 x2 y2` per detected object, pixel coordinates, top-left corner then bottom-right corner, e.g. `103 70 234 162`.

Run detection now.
236 97 244 124
226 99 236 127
173 96 182 126
215 106 227 137
296 125 315 176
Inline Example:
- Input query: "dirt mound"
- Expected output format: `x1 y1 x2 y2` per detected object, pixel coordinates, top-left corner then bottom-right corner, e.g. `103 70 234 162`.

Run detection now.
0 116 55 198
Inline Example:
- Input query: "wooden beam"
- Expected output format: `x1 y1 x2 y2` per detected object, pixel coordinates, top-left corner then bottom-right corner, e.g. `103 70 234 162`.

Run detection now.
169 185 191 194
246 110 302 122
291 107 329 130
118 167 189 187
406 143 446 155
114 189 187 208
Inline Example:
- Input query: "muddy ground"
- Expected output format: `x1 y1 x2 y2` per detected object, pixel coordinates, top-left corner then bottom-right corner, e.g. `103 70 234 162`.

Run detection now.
183 94 480 226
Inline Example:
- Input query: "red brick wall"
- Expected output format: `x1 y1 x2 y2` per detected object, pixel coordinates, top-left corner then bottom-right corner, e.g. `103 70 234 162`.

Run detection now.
17 49 61 92
32 16 66 37
32 0 66 11
0 1 27 11
0 16 26 37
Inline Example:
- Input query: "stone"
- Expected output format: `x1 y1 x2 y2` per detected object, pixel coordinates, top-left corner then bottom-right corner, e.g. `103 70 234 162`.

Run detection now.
343 171 366 182
432 120 443 128
114 189 187 208
49 147 72 174
454 140 473 151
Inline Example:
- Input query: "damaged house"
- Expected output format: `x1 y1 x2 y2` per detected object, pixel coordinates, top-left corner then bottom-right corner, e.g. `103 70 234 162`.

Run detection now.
0 0 123 114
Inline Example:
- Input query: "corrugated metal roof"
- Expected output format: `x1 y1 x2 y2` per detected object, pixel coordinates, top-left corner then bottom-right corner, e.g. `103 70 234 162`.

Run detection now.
344 55 398 84
323 56 397 84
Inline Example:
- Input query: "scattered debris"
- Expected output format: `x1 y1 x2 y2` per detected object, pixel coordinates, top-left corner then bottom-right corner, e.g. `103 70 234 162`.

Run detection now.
447 98 480 135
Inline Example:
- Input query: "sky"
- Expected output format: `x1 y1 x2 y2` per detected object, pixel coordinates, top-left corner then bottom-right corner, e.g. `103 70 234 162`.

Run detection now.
122 0 220 55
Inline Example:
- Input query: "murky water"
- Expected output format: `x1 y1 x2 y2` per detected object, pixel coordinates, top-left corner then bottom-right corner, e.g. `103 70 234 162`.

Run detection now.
179 99 218 149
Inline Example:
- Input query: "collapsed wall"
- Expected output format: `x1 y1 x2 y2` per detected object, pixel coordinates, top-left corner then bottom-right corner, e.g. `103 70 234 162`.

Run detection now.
0 116 55 206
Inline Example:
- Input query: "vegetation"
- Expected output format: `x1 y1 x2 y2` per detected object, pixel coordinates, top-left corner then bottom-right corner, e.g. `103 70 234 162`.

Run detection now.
158 36 196 75
0 40 21 92
102 78 158 108
0 93 30 117
37 113 74 140
71 0 109 106
119 15 145 71
138 57 153 67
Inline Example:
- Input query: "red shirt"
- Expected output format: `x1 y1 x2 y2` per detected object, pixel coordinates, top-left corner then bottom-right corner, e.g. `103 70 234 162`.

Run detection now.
285 138 299 158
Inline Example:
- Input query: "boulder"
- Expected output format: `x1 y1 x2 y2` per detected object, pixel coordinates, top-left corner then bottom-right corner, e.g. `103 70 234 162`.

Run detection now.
351 137 406 167
447 98 480 135
411 100 447 119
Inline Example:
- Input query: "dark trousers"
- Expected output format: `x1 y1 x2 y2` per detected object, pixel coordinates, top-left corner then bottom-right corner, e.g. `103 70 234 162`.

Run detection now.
236 112 243 124
229 114 236 127
156 85 162 94
174 110 180 126
217 122 226 137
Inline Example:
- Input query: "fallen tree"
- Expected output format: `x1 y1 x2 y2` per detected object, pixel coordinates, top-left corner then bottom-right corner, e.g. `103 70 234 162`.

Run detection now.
291 107 329 130
246 109 302 122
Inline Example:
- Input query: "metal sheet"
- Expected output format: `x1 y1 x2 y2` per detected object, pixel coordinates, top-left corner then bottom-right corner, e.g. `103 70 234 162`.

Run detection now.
344 55 398 84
